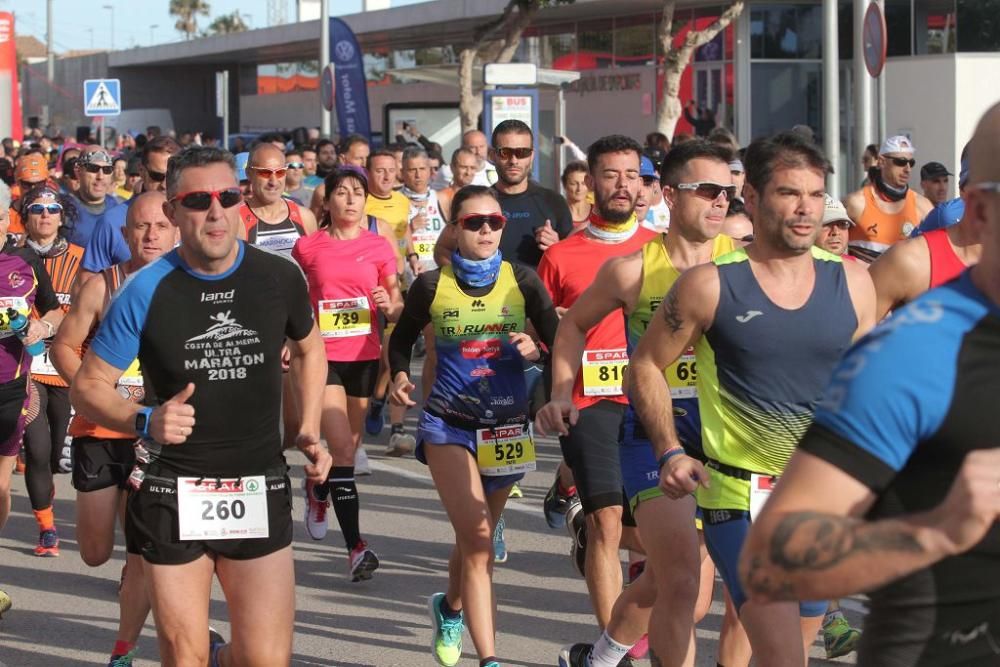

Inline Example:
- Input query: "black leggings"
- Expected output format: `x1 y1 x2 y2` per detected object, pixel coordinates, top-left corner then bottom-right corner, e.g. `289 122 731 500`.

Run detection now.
24 382 72 511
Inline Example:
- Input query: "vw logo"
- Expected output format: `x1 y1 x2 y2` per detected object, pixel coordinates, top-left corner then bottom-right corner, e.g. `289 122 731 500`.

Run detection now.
335 40 355 62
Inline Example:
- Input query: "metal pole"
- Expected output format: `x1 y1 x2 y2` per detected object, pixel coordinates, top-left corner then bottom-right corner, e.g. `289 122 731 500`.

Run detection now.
320 0 331 137
822 0 840 198
46 0 54 130
99 116 105 148
853 0 872 187
222 70 230 150
555 85 566 195
877 0 886 142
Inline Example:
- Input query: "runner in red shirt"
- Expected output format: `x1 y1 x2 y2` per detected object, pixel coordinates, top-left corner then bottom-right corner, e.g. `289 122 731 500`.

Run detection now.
536 135 655 630
292 167 402 582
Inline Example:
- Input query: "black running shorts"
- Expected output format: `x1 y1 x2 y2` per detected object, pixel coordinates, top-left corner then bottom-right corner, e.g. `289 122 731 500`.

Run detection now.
72 436 137 492
327 359 379 398
558 400 627 514
0 375 28 458
126 463 293 564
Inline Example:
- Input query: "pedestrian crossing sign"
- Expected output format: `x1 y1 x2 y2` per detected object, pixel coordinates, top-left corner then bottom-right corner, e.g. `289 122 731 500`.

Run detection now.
83 79 122 117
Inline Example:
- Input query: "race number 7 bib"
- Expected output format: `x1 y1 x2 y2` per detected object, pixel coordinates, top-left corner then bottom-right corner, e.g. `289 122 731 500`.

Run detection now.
319 297 372 338
665 347 697 399
581 349 628 396
476 424 537 476
177 476 269 540
749 473 778 522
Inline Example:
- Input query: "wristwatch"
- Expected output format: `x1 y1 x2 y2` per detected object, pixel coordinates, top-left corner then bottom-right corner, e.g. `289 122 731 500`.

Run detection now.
134 407 154 440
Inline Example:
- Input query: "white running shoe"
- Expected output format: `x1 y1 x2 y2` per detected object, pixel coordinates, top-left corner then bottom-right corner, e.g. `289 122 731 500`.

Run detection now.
385 431 415 457
355 446 372 475
303 479 329 540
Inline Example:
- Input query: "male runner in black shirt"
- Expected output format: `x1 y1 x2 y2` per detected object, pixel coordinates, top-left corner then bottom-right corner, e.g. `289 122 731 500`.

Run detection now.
71 146 331 667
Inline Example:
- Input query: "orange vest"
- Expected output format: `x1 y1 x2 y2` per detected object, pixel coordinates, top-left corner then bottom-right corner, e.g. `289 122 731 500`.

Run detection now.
849 186 920 255
67 265 144 440
31 242 84 387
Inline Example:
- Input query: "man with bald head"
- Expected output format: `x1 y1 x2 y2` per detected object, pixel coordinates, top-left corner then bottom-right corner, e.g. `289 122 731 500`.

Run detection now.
741 101 1000 666
50 190 178 666
80 135 182 273
239 142 317 257
462 129 498 186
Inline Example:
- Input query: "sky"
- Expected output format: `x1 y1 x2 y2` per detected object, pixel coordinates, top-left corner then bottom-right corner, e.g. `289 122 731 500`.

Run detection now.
4 0 427 54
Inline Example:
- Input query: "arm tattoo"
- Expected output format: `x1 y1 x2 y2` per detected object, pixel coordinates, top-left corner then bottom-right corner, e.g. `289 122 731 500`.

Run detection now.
769 511 924 572
660 287 684 334
744 511 925 599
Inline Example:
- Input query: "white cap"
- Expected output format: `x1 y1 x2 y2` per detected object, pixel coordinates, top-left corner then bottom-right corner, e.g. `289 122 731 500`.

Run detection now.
822 194 854 226
880 135 915 155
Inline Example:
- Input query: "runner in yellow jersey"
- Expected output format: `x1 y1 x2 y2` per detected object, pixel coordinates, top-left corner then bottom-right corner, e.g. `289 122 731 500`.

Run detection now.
537 140 748 667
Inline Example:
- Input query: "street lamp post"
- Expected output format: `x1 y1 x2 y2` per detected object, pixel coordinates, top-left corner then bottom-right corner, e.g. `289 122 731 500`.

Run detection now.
150 24 158 45
103 4 115 51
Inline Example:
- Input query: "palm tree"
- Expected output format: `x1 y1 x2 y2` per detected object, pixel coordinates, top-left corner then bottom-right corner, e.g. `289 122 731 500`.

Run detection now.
169 0 211 40
207 11 248 35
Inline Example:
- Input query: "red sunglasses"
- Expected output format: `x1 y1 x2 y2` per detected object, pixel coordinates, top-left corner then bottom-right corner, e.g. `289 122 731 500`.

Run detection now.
457 213 506 232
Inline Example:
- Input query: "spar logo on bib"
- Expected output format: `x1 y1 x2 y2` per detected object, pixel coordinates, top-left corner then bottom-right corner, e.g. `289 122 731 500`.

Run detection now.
461 339 502 359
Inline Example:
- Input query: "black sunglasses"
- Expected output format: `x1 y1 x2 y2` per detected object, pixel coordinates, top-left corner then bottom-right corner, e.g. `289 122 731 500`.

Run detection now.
146 168 167 182
83 163 114 175
494 147 533 160
889 157 916 168
458 213 506 232
171 188 243 211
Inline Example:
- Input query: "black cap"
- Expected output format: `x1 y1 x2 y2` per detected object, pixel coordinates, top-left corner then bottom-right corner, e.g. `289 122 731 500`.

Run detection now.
920 161 952 180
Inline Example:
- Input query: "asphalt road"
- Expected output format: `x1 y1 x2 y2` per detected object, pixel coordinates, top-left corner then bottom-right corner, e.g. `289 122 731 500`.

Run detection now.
0 381 864 666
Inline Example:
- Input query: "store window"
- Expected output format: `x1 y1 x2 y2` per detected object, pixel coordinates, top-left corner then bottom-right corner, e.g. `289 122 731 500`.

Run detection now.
578 20 614 69
750 5 823 59
256 61 318 95
615 15 656 67
914 0 957 54
957 0 1000 52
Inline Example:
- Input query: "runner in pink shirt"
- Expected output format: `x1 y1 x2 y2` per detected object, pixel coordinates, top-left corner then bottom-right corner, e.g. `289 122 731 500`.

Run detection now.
292 166 403 581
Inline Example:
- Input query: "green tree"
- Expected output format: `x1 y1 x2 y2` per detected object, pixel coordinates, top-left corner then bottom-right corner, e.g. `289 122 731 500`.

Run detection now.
170 0 212 40
207 11 248 36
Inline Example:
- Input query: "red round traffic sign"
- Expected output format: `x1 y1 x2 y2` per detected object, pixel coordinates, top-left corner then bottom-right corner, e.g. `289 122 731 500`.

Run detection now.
321 64 335 112
863 2 887 78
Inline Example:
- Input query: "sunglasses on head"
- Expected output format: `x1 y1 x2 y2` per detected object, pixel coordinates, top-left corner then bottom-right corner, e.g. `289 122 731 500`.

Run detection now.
286 162 304 169
146 168 167 182
889 157 916 168
26 203 63 216
674 181 737 201
250 166 287 179
494 147 533 160
170 188 243 211
83 163 114 175
457 213 506 232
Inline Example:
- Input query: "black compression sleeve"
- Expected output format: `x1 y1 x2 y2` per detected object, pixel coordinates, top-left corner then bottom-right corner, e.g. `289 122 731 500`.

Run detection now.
512 264 559 349
25 250 59 315
546 191 574 240
388 271 437 378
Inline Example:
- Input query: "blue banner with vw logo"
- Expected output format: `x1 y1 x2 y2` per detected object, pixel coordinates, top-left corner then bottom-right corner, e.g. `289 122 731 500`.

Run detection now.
330 18 371 141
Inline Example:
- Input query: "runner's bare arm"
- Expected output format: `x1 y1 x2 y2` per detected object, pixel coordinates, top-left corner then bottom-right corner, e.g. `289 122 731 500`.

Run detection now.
71 353 141 435
868 237 930 320
298 206 319 235
309 183 326 221
629 264 719 462
841 255 879 339
740 448 999 602
915 192 935 222
433 223 458 268
50 270 106 384
437 189 453 223
842 191 865 224
535 253 644 436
